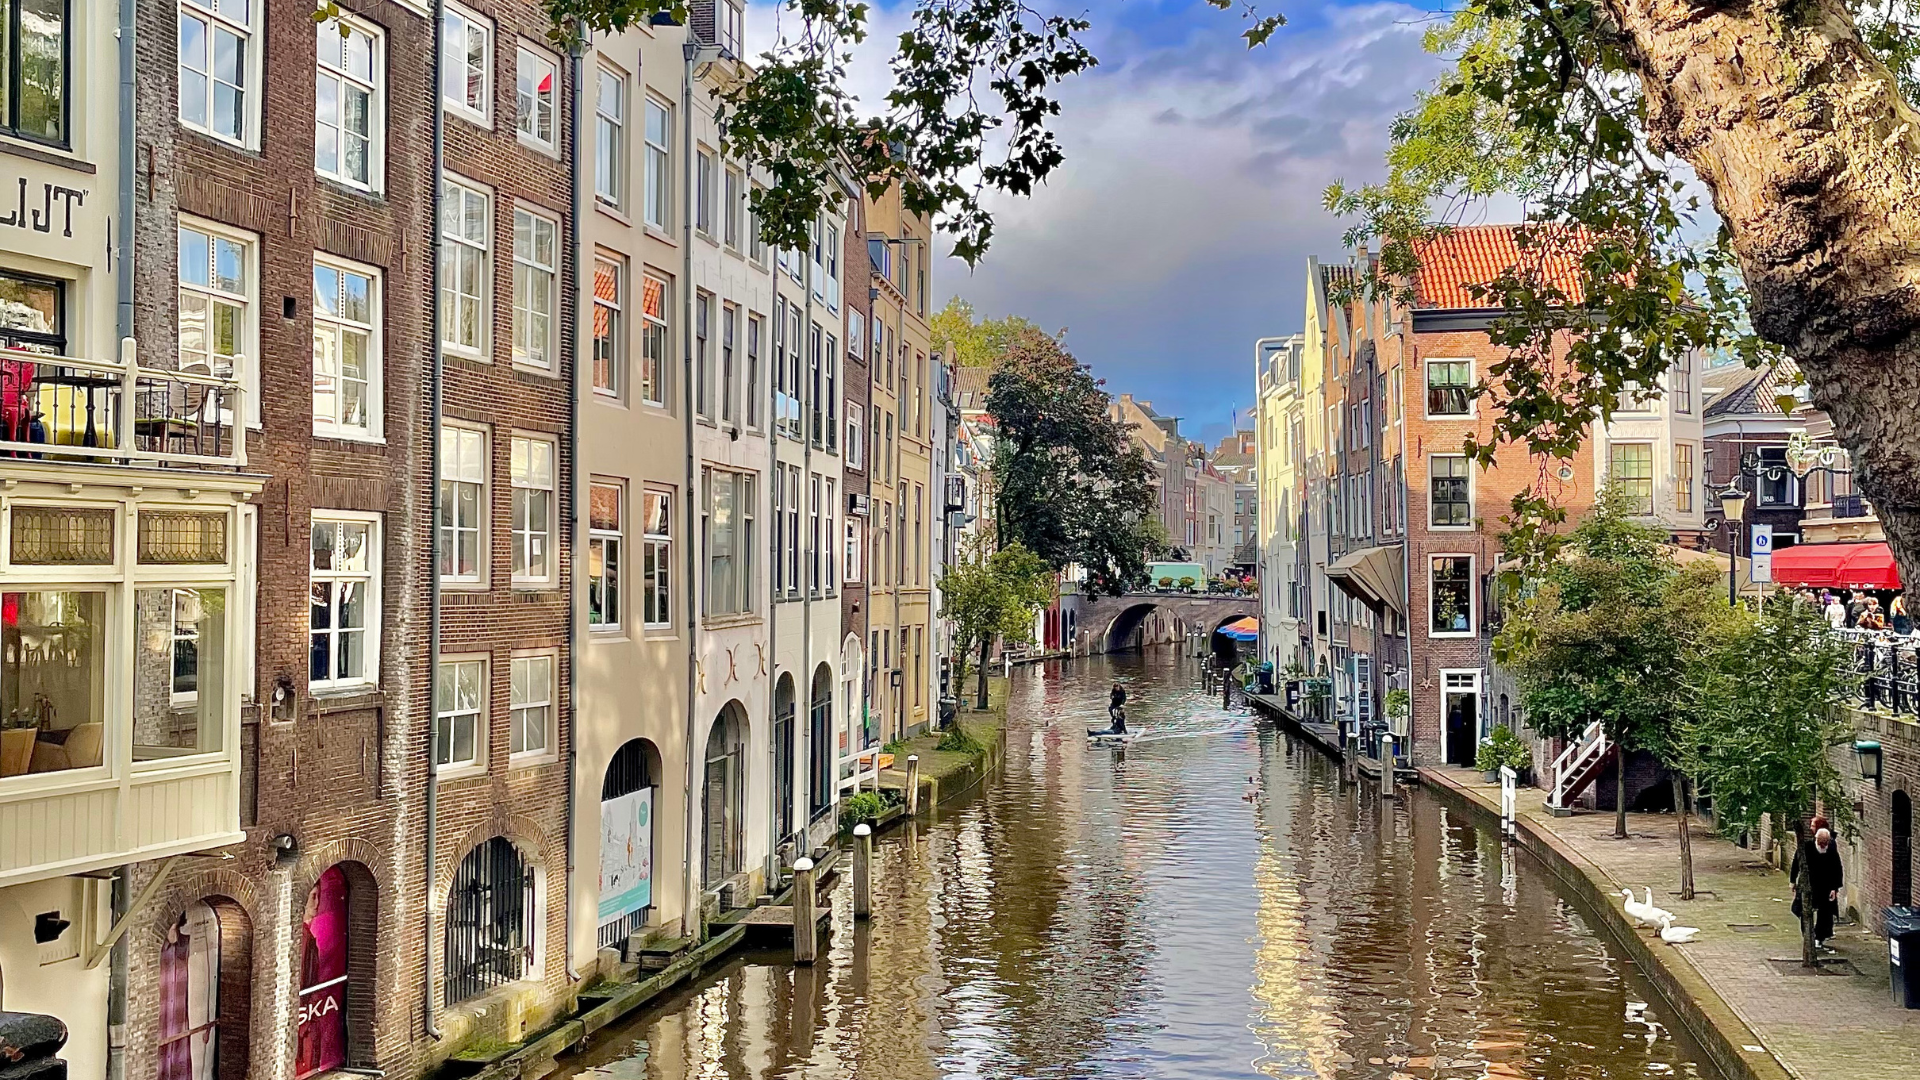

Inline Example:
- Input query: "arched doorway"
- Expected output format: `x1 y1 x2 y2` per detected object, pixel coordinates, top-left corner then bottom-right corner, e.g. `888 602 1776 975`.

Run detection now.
703 704 748 888
809 664 834 819
159 896 251 1080
1894 789 1913 910
772 676 796 843
599 739 661 949
444 839 533 1006
297 863 377 1074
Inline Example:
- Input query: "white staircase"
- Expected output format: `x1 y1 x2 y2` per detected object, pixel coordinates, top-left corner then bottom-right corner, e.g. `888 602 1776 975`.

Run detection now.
1546 721 1614 813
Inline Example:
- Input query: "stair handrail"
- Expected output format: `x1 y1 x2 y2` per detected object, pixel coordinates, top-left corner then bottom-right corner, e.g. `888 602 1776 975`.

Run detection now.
1549 720 1608 809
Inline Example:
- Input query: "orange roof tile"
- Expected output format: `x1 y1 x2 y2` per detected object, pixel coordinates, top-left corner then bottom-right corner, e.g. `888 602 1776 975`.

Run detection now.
1409 224 1589 309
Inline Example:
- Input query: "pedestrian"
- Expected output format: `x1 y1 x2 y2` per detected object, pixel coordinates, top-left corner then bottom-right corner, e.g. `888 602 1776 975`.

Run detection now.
1848 590 1869 628
1894 595 1913 635
1790 822 1845 949
1825 592 1848 631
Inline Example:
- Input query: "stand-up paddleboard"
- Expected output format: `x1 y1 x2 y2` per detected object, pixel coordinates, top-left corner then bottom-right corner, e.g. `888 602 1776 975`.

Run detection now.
1086 729 1139 748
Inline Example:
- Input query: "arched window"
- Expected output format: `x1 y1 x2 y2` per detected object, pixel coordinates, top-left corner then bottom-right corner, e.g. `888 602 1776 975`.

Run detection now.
809 664 834 816
160 900 230 1080
444 839 533 1006
772 679 795 842
1894 790 1913 910
599 740 659 949
296 867 350 1078
704 705 747 887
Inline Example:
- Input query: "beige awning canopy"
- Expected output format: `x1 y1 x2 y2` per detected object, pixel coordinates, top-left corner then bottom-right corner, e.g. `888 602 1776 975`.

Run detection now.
1327 543 1406 615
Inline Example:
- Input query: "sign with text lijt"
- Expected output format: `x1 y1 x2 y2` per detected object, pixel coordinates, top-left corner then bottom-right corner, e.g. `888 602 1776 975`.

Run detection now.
1750 525 1774 584
597 787 653 929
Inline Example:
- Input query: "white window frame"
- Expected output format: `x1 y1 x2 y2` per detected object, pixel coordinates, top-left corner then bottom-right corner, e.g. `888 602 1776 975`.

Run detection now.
168 588 203 707
695 148 716 237
1439 669 1484 764
720 0 744 55
694 291 713 421
643 98 672 231
512 206 559 372
178 0 259 148
1675 442 1695 514
509 651 556 761
1423 358 1475 420
177 215 260 428
312 254 383 441
594 63 625 209
589 480 624 632
440 176 491 360
515 43 559 153
639 270 669 408
314 15 385 192
310 511 383 691
745 312 764 430
720 302 738 427
1428 554 1475 639
439 424 488 586
844 515 862 584
591 254 624 400
642 487 673 630
1671 351 1693 415
724 167 744 250
434 655 487 772
748 184 767 264
1608 440 1656 515
441 1 493 126
1427 454 1473 530
511 434 557 586
847 413 863 470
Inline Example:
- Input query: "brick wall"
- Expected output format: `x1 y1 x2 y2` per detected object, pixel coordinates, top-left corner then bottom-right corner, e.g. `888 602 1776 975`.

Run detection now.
1835 707 1920 933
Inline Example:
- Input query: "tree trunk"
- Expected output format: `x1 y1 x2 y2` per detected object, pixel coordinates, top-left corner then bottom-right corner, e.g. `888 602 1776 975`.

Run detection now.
1608 0 1920 585
1615 751 1629 839
976 635 991 710
1672 772 1695 901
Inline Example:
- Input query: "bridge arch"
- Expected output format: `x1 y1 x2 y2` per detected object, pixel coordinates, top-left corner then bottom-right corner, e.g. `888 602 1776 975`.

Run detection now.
1077 591 1259 656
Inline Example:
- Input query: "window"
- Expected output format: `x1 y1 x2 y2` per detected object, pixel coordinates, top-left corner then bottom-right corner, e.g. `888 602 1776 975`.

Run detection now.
770 467 784 596
441 2 491 123
643 99 671 229
440 179 490 357
1671 352 1693 414
512 208 557 369
702 469 754 616
178 220 256 426
511 437 555 582
0 268 62 353
695 150 715 235
591 257 622 397
784 466 801 597
694 292 712 419
845 514 862 583
162 899 241 1080
720 0 744 54
589 482 622 630
825 479 837 594
1429 455 1471 527
438 426 485 582
444 839 533 1005
515 45 556 150
594 66 624 206
825 224 841 310
433 658 483 769
509 655 552 757
179 0 249 145
808 473 821 595
847 414 863 470
721 304 737 425
826 335 839 451
724 168 743 249
745 314 763 429
639 272 668 406
1425 360 1472 417
312 258 380 440
808 324 822 445
748 185 767 263
0 590 102 776
1616 382 1655 413
1430 556 1473 636
1675 443 1695 513
315 17 381 190
1608 441 1654 514
1758 446 1797 506
311 515 378 688
642 489 672 627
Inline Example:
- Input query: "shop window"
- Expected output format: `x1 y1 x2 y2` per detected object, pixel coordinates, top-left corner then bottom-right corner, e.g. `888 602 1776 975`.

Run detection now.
1 589 105 777
597 739 659 949
297 864 375 1077
159 897 250 1080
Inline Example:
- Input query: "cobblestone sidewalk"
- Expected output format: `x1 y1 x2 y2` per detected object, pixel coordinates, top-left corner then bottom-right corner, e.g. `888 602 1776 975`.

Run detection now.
1436 767 1920 1080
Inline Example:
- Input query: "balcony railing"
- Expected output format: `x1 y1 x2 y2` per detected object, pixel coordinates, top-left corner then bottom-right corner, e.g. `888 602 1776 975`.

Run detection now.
0 341 247 469
1840 628 1920 718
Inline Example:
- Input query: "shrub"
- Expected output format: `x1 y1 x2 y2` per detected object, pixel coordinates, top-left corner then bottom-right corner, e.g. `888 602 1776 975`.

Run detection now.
1157 576 1174 589
881 738 908 756
1475 725 1532 775
937 724 984 755
839 791 887 833
1178 575 1197 590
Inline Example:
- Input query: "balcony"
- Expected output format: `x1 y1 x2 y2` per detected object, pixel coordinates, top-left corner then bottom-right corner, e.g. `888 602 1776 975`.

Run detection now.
1 342 248 469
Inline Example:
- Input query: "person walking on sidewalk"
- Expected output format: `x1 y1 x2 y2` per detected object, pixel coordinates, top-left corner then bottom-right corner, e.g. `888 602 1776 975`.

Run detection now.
1791 823 1845 949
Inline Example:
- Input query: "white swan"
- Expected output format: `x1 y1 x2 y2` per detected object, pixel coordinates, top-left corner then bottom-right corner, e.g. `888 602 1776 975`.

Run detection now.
1658 914 1701 944
1621 889 1664 928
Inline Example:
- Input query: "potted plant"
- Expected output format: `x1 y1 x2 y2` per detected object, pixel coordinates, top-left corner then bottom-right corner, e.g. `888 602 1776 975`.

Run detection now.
1157 576 1174 590
1178 575 1197 592
1475 725 1533 784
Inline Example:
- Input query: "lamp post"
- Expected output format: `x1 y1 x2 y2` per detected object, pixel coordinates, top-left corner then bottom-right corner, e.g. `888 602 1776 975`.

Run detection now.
1719 486 1749 607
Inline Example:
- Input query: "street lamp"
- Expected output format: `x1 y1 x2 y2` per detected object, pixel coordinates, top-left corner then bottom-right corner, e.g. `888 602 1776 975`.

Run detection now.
1719 486 1749 607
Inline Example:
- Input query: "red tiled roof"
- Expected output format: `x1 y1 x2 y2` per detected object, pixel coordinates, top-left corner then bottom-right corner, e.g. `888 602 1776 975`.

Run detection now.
1410 224 1589 309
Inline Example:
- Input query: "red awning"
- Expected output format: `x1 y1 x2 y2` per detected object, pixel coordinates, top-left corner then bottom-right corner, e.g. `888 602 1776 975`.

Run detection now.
1769 541 1902 590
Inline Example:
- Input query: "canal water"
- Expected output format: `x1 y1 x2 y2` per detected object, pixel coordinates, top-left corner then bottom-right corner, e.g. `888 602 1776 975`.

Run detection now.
556 649 1720 1080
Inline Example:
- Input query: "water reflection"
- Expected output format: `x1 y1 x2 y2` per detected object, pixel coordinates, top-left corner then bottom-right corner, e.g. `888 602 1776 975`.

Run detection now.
557 650 1717 1080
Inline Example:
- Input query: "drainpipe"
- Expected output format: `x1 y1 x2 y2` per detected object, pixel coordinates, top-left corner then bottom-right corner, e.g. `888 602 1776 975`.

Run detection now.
765 203 780 884
107 9 136 1080
1394 324 1414 759
800 225 815 843
564 28 584 982
680 40 703 941
424 0 447 1040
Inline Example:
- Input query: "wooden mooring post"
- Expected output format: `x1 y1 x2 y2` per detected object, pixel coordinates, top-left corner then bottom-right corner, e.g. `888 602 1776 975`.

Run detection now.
905 755 921 816
793 857 818 965
852 823 873 920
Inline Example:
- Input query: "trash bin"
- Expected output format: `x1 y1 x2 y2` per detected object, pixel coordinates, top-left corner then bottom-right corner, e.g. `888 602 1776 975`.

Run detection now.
937 696 957 728
1887 907 1920 1008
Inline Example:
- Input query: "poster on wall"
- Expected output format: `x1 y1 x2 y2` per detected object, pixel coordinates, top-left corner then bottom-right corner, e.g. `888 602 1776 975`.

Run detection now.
598 787 653 930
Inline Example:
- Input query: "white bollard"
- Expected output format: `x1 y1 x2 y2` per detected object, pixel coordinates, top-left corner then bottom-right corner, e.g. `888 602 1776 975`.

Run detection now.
852 823 873 920
1499 765 1518 841
792 857 818 965
905 755 921 816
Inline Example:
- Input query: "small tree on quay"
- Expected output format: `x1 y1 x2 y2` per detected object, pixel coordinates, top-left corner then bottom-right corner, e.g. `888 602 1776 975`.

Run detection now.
941 540 1054 710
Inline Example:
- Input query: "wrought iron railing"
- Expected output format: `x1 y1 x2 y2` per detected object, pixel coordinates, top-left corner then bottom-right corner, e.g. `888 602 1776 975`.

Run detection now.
1839 628 1920 717
0 342 246 468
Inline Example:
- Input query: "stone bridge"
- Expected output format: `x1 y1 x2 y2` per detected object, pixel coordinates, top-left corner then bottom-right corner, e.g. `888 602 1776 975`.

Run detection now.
1074 591 1258 656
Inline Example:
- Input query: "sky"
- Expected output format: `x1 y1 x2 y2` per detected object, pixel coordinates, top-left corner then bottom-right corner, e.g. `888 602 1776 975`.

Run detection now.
754 0 1452 448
